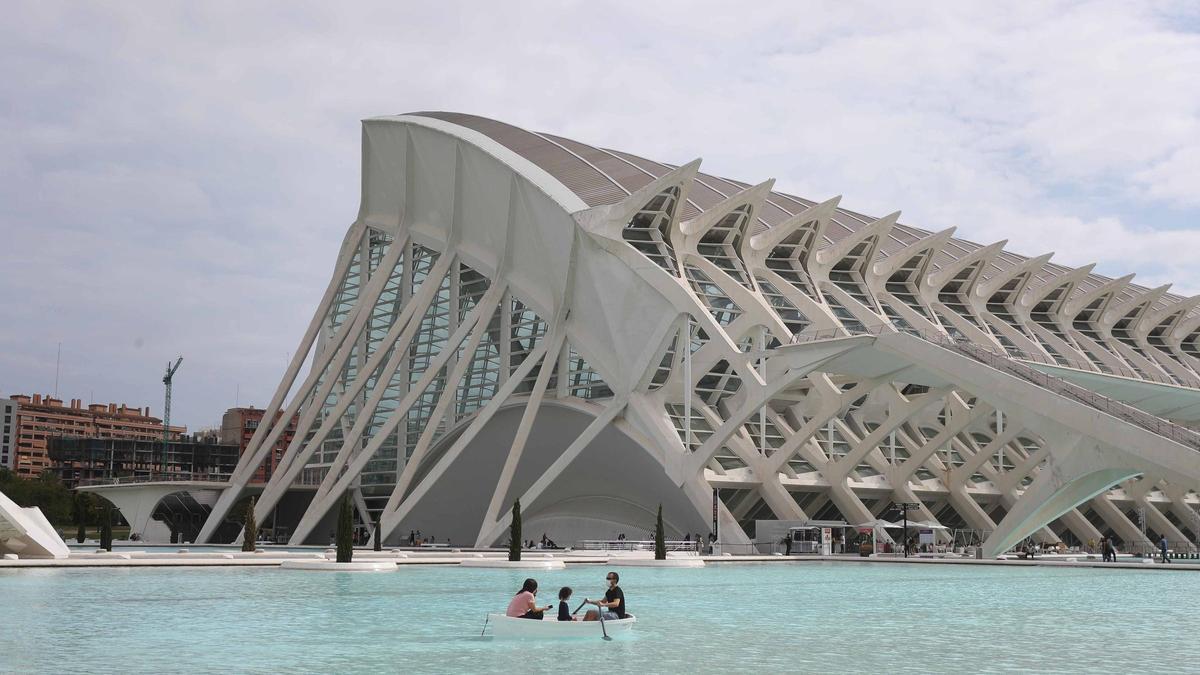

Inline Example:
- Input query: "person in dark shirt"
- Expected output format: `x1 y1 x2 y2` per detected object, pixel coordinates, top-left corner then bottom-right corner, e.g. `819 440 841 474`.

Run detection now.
583 571 627 621
557 587 575 621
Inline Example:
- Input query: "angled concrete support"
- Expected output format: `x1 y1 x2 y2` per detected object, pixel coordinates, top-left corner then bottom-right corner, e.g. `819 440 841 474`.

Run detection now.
983 442 1141 556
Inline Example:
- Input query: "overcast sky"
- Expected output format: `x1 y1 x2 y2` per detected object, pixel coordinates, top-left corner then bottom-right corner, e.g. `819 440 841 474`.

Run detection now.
2 1 1199 430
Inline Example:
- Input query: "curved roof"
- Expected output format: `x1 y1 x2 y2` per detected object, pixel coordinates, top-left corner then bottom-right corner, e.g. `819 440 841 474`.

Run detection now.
409 111 1188 313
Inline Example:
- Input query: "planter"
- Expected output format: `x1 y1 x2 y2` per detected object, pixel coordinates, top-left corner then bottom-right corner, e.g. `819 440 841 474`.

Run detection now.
859 543 872 558
607 557 705 568
280 560 398 572
459 559 566 569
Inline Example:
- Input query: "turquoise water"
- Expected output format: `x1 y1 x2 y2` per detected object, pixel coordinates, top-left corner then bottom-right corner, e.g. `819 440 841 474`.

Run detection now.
2 562 1198 673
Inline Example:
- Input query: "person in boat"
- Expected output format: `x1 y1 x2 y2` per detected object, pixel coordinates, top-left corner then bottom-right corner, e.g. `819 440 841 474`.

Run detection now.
583 571 626 621
506 578 552 620
557 587 575 621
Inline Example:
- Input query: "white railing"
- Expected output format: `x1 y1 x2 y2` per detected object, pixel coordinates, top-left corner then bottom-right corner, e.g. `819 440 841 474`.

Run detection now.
789 324 1187 387
77 472 234 487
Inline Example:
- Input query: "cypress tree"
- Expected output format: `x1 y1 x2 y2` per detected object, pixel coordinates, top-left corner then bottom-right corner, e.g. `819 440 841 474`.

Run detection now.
336 495 354 563
242 497 257 552
100 503 113 552
508 500 521 562
654 503 666 560
373 519 382 552
73 493 86 543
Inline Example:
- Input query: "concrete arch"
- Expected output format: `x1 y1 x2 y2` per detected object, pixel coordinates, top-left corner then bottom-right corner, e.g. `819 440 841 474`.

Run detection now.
381 400 710 547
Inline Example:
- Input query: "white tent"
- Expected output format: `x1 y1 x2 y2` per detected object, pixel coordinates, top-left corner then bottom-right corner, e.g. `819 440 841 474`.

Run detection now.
855 519 904 529
907 520 950 530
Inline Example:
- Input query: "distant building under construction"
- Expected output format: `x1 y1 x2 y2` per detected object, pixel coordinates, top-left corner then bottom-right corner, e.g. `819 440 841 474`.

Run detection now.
6 394 185 479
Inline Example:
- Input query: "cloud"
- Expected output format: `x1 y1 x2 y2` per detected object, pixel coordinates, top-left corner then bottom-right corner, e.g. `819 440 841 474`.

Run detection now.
1 1 1198 426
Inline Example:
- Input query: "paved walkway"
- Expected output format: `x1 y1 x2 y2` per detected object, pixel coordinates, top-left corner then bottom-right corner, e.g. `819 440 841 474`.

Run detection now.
4 548 1199 571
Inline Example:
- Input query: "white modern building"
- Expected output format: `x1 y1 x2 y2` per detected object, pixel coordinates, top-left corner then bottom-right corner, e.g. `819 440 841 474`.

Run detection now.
178 112 1200 555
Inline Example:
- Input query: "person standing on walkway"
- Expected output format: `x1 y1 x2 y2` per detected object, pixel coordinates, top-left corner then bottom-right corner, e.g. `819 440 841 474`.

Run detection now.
1159 535 1170 563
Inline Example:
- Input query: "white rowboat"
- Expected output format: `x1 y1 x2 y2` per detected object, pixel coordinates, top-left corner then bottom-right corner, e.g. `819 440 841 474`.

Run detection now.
485 613 636 639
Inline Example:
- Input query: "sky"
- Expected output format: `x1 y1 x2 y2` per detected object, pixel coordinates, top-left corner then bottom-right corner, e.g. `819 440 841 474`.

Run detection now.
2 1 1199 430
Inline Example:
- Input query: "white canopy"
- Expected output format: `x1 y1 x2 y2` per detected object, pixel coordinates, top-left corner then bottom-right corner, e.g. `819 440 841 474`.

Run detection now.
855 519 904 529
906 520 950 530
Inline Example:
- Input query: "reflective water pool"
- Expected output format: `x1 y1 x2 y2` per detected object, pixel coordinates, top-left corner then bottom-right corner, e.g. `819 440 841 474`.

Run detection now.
2 562 1197 673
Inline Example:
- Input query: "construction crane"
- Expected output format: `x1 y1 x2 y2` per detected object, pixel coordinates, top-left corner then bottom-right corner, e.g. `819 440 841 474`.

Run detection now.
162 356 183 475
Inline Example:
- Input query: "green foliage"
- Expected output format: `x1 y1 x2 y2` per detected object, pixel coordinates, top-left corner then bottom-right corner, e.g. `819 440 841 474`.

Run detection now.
242 496 257 552
336 495 354 563
654 503 666 560
0 469 74 524
373 519 382 552
508 500 521 562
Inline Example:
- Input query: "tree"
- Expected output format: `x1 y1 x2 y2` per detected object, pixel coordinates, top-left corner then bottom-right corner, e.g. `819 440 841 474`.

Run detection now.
373 519 382 552
73 493 86 543
336 495 354 563
100 503 113 552
508 500 522 562
0 469 74 524
242 496 258 552
654 503 666 560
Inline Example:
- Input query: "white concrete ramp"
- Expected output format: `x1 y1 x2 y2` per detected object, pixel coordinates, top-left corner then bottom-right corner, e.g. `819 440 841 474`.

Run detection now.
802 331 1200 557
0 489 70 559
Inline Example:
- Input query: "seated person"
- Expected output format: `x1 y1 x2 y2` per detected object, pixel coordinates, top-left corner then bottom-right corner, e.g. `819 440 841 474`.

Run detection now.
583 571 626 621
557 587 576 621
506 578 552 620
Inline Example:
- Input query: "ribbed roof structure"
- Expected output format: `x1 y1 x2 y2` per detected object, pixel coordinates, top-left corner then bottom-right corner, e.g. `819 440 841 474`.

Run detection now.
412 111 1187 313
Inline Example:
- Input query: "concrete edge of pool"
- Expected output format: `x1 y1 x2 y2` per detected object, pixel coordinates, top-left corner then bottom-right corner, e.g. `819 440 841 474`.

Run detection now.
4 551 1200 572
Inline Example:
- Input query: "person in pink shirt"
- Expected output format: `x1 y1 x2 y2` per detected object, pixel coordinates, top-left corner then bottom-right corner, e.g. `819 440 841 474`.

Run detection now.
505 578 552 619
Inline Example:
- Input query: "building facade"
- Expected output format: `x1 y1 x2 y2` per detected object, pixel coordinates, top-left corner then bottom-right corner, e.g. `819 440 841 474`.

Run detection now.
9 394 185 479
1 398 16 471
194 113 1200 554
219 407 298 483
48 437 239 489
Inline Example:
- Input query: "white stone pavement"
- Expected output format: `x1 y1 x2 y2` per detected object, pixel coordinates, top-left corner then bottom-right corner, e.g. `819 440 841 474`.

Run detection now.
3 547 1198 572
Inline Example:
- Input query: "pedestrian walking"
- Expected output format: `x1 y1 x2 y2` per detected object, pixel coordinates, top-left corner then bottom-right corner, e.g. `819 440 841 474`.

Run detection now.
1103 536 1117 562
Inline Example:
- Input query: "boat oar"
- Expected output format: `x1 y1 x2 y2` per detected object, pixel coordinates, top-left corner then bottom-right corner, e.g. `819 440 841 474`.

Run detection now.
480 614 490 637
597 604 612 641
572 600 588 615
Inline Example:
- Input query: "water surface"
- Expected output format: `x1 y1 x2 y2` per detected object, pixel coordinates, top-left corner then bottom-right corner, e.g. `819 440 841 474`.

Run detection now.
1 562 1195 673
